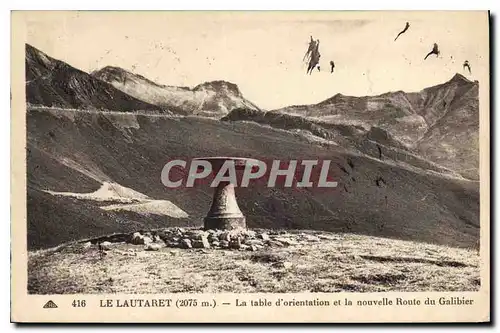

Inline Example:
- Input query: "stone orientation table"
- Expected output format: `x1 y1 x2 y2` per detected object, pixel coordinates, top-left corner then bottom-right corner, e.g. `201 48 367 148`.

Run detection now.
192 157 261 230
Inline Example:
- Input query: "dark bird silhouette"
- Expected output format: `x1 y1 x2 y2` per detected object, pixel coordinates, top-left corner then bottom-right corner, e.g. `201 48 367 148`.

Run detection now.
394 22 410 41
463 60 471 74
303 36 316 62
330 60 335 73
424 43 440 60
343 184 349 193
317 65 321 72
377 144 383 159
306 40 320 75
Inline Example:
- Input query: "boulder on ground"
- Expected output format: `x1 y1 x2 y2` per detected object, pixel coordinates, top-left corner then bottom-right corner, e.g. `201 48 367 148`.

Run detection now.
192 238 211 249
245 239 264 246
181 238 193 249
99 241 113 250
145 243 162 251
273 261 293 269
259 233 270 241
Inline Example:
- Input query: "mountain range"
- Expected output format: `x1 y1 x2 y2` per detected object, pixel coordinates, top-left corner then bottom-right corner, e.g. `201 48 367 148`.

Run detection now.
24 43 480 250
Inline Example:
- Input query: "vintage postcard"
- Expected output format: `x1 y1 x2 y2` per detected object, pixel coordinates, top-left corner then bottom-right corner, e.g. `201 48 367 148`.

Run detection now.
11 10 490 323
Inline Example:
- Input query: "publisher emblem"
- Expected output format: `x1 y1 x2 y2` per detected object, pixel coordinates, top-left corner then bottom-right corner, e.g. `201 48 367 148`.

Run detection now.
43 300 58 309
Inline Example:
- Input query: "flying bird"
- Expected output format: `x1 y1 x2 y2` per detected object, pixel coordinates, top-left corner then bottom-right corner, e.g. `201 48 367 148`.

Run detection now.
330 60 335 73
463 60 472 74
317 65 321 72
306 40 321 75
394 22 410 41
303 36 316 62
424 43 440 60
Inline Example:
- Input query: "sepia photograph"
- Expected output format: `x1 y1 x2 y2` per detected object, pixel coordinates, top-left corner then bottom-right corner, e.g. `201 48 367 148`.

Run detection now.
10 9 490 323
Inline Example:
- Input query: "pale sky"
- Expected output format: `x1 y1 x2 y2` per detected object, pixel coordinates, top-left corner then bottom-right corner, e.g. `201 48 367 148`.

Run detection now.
25 11 488 110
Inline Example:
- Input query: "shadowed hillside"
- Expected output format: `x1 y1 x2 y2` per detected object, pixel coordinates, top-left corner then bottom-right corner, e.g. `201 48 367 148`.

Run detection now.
222 108 462 178
25 44 163 112
271 74 479 179
92 66 260 116
27 108 479 250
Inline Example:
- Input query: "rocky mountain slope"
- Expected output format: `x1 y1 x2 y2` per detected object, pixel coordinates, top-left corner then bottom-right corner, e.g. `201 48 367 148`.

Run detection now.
270 74 479 179
24 46 479 252
27 108 479 250
25 44 163 112
92 66 260 116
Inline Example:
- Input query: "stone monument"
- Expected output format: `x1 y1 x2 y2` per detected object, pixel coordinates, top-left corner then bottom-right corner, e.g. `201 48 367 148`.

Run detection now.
193 157 259 230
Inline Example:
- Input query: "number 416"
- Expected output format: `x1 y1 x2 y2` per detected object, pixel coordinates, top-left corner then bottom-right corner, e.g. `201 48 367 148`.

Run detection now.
72 300 86 307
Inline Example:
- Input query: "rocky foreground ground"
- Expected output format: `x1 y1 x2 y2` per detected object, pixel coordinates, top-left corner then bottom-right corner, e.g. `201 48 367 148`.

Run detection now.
28 228 480 294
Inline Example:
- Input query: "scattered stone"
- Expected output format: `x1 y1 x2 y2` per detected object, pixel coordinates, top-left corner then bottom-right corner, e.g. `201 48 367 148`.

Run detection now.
145 243 162 251
274 237 299 246
219 231 231 242
131 232 142 244
192 239 211 249
181 238 193 249
273 261 293 269
317 234 337 241
201 236 211 249
303 235 320 242
243 230 257 238
131 232 153 245
220 240 230 248
153 235 162 243
169 250 179 256
250 245 259 251
267 240 284 247
174 227 185 234
245 239 264 246
81 241 92 249
185 230 208 239
212 241 220 247
99 241 112 250
157 232 169 243
208 234 219 242
121 250 137 256
240 244 250 251
259 233 270 241
230 236 242 249
166 241 180 248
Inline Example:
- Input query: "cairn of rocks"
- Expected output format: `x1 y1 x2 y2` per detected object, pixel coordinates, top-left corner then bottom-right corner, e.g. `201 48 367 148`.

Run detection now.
157 228 268 251
130 227 331 251
101 227 335 252
90 227 340 253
